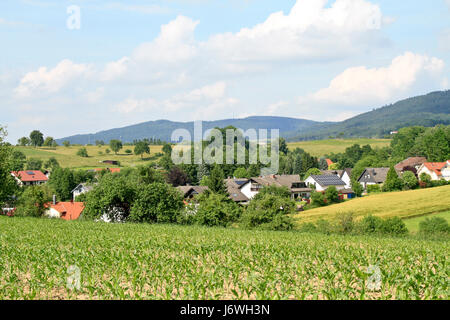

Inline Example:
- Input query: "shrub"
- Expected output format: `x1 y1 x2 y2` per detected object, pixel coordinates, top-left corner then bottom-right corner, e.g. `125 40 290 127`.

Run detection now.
419 173 432 184
316 219 333 235
419 217 450 235
401 171 418 190
195 193 242 227
15 186 52 217
334 212 355 234
325 186 339 203
367 184 381 194
357 215 384 234
76 147 89 158
311 191 326 207
382 166 403 192
105 148 111 154
260 214 293 231
298 222 317 233
379 217 408 235
125 149 132 154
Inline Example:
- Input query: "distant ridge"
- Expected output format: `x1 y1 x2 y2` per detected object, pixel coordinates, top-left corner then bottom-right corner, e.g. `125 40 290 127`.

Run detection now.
57 90 450 144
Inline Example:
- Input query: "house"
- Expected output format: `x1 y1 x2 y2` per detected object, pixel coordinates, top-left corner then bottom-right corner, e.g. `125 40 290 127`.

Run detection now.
339 188 356 200
11 170 48 186
45 197 84 220
394 157 427 173
305 174 346 192
417 161 450 181
71 183 94 201
241 175 312 201
357 168 391 189
225 179 250 204
340 168 352 189
176 186 209 200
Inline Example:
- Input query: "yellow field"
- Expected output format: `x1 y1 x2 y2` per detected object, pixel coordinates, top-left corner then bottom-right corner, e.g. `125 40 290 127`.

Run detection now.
287 138 391 157
15 145 163 169
293 185 450 225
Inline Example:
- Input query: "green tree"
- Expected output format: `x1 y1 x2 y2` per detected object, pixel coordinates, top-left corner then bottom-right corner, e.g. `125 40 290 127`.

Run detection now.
162 143 172 156
254 185 291 199
63 141 71 147
311 191 326 206
15 186 51 217
318 157 328 170
29 130 44 147
240 193 295 230
167 166 189 187
26 158 43 171
18 137 30 146
43 137 55 147
10 150 26 171
351 178 363 197
419 172 432 184
303 168 322 179
44 157 60 171
279 138 289 155
134 141 150 159
129 183 184 223
76 147 89 158
207 165 227 195
0 127 18 206
401 171 418 190
382 166 403 192
109 140 123 154
233 167 249 179
48 167 76 201
325 186 339 203
194 193 242 227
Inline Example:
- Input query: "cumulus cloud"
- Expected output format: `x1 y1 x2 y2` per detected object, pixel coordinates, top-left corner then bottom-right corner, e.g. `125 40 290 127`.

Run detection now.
15 59 92 97
299 52 445 107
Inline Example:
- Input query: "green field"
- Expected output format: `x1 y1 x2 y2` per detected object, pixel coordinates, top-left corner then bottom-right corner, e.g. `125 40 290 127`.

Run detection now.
287 138 391 157
404 211 450 234
293 185 450 224
15 145 163 169
0 217 448 300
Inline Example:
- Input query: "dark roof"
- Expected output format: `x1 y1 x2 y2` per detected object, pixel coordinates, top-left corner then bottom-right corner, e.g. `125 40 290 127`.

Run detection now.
320 170 343 176
225 179 249 202
309 174 346 187
341 168 352 178
358 168 391 184
176 186 209 197
395 157 427 170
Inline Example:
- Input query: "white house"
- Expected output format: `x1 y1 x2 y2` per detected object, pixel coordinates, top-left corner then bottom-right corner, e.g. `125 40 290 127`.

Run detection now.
340 169 352 189
304 175 346 192
240 175 311 201
71 183 95 201
417 161 450 181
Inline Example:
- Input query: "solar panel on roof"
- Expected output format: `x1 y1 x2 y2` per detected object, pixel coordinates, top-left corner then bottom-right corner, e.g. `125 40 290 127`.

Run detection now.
26 171 35 175
235 181 246 186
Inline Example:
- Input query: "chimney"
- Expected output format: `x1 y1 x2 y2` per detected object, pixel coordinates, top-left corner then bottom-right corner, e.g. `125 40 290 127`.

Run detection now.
53 195 56 205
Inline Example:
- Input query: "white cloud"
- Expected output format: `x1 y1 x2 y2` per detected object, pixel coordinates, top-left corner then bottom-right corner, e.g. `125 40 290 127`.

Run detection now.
205 0 387 63
132 15 200 64
101 57 130 81
15 59 92 97
300 52 445 106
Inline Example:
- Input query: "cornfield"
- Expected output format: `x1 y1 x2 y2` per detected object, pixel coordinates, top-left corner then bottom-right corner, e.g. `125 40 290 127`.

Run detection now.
0 217 448 300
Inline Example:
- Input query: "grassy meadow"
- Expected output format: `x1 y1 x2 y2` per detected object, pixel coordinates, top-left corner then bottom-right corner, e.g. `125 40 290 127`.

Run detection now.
287 138 391 157
15 145 163 170
404 211 450 233
0 216 448 300
293 185 450 224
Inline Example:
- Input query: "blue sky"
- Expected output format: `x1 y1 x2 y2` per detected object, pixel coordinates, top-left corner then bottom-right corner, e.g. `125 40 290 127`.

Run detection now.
1 0 450 142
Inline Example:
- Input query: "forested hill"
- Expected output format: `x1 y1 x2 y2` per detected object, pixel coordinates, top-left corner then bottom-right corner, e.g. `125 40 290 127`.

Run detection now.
56 91 450 144
291 90 450 141
56 117 324 144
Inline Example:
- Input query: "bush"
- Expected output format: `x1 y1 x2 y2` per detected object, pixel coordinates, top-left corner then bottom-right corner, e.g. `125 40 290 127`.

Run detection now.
379 217 408 235
129 183 184 224
195 193 242 227
310 191 326 207
15 186 52 217
316 219 333 235
125 149 132 154
76 147 89 158
367 184 381 194
334 212 355 234
240 193 296 231
298 222 317 233
401 171 418 190
419 217 450 235
357 215 384 234
325 186 339 203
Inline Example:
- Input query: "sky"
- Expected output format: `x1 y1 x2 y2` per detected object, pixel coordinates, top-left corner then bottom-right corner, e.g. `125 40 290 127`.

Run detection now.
1 0 450 143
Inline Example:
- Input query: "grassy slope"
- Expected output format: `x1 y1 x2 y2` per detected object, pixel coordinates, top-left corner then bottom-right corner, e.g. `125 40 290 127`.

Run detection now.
292 185 450 225
0 217 448 300
404 211 450 233
287 138 391 157
15 145 163 169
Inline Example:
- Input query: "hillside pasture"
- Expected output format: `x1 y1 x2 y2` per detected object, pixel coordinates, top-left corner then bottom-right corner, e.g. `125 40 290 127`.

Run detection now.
293 185 450 224
404 211 450 234
287 138 391 157
15 145 163 169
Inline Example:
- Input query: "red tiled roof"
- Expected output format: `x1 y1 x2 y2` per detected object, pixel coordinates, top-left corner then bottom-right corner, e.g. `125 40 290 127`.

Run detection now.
423 162 447 177
94 168 121 173
12 170 48 182
326 159 334 166
48 202 85 220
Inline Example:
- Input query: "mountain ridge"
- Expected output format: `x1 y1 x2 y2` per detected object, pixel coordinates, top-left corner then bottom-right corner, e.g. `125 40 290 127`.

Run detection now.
56 90 450 144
